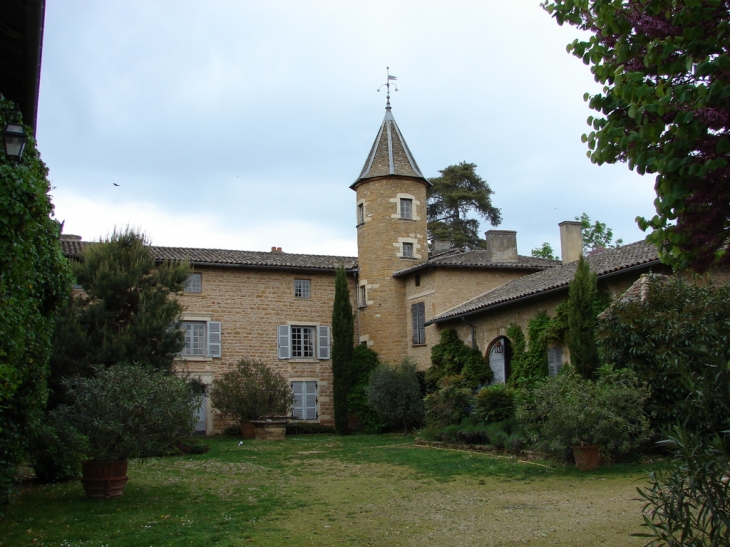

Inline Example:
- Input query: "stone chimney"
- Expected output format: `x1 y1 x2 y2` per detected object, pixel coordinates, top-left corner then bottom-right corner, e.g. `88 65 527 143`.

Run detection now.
559 221 582 263
432 239 452 253
485 230 518 262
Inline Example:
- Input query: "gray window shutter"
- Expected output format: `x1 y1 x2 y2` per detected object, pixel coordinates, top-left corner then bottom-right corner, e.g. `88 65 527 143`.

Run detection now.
291 382 303 419
412 303 425 344
278 325 290 359
548 346 563 377
305 381 317 420
208 321 222 357
318 326 330 360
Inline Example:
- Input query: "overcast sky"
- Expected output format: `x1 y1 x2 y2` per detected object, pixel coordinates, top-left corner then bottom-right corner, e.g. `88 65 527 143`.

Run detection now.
38 1 657 258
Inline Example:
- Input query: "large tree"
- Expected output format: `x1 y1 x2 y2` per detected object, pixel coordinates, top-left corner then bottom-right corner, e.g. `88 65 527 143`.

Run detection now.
331 266 354 434
427 162 502 250
542 0 730 273
0 101 71 502
49 229 190 407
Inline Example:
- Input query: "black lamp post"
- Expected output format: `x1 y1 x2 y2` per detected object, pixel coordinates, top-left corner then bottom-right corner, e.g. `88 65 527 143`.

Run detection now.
3 120 27 161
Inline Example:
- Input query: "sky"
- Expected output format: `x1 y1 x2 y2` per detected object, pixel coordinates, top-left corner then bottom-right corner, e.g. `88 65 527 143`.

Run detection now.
38 1 658 258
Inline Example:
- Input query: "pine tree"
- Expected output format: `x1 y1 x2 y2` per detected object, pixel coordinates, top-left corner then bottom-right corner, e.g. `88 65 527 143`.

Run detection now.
331 266 354 434
566 255 600 379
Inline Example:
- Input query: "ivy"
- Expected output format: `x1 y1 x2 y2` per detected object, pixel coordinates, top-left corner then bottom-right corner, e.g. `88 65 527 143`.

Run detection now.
427 329 491 389
507 312 551 388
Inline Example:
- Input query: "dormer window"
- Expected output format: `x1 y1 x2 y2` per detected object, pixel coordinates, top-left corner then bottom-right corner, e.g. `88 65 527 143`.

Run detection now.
400 198 412 220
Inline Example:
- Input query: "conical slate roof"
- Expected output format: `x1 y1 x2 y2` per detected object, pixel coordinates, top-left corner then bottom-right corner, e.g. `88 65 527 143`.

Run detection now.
351 106 430 189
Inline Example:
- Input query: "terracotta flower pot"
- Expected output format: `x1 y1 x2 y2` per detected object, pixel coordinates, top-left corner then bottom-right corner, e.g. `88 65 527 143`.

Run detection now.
81 460 129 499
240 420 256 439
572 445 600 471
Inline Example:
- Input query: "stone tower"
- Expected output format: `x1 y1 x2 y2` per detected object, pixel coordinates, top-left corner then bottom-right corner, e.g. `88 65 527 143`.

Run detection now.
351 103 430 364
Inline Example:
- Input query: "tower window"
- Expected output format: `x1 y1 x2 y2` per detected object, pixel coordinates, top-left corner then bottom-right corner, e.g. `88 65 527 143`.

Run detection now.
358 285 367 308
400 198 412 219
357 203 365 225
402 242 414 258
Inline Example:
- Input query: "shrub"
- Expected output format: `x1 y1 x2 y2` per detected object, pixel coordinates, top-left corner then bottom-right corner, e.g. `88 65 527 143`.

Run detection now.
597 276 730 434
637 428 730 546
566 256 601 379
473 384 515 423
285 423 336 436
367 359 424 435
507 312 551 387
52 363 198 461
517 365 650 459
28 413 85 483
423 376 472 429
210 359 293 423
427 329 491 389
331 266 354 435
348 345 385 433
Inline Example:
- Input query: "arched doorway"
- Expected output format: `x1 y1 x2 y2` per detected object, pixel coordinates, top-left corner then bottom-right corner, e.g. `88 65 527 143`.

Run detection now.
487 337 511 385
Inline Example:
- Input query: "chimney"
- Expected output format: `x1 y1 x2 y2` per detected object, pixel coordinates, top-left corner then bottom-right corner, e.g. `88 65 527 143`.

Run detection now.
432 239 452 253
60 234 82 241
271 246 277 252
559 221 582 263
485 230 518 262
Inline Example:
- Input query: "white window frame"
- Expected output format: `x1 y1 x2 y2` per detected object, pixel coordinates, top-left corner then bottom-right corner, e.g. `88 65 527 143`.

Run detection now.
294 279 311 299
400 198 413 220
291 381 318 420
184 273 202 293
278 324 330 360
180 319 221 358
402 242 414 258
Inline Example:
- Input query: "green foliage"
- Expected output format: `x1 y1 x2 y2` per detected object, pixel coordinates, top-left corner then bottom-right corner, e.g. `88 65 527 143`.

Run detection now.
518 366 650 460
28 413 85 483
597 276 730 434
566 255 600 379
52 363 198 462
367 359 424 435
285 423 336 436
49 228 189 407
427 329 491 389
636 427 729 546
531 242 557 260
331 266 354 435
0 100 72 502
473 384 515 424
576 213 623 254
427 162 502 249
348 345 385 433
210 359 293 423
507 312 551 387
541 301 569 345
542 1 730 272
423 376 473 429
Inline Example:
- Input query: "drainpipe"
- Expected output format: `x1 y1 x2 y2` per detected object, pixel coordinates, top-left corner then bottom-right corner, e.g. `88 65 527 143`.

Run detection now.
461 316 477 351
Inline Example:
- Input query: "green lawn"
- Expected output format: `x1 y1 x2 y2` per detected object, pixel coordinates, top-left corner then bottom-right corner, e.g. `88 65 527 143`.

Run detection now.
1 435 658 547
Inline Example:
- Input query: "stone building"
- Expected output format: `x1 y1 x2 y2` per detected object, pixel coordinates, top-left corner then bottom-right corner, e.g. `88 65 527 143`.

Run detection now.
60 102 675 433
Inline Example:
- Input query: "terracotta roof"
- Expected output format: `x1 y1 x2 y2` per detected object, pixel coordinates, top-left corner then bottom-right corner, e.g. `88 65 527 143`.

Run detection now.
427 241 661 324
393 249 560 277
60 239 358 271
351 106 429 188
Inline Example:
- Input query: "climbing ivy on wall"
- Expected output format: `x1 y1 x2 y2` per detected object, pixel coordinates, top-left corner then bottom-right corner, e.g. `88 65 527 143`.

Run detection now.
506 312 551 388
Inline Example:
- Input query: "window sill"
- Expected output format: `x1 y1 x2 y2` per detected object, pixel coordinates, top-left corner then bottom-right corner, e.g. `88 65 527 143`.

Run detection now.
357 305 367 309
400 256 418 260
412 343 427 347
356 222 364 228
289 358 319 363
182 292 204 297
177 356 213 362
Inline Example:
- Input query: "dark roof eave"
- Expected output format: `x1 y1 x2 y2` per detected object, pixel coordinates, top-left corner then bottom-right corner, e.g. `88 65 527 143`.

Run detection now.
393 262 551 278
425 259 662 326
349 174 432 191
173 260 358 275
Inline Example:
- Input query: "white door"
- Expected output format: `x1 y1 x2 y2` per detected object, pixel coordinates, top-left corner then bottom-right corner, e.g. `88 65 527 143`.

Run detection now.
194 394 207 435
489 342 506 385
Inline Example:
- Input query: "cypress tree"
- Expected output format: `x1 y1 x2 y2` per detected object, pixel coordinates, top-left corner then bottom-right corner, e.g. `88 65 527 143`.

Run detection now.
566 255 600 379
331 266 354 434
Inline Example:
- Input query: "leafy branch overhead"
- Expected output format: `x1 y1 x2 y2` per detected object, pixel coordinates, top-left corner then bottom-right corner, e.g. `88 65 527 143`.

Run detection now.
542 0 730 272
427 162 501 250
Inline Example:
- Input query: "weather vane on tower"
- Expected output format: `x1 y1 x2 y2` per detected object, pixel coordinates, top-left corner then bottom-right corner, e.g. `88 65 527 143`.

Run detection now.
377 67 398 108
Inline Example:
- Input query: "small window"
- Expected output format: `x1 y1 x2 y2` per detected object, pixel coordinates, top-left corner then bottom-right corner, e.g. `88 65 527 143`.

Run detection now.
294 279 311 299
357 203 365 225
415 274 421 287
402 242 414 258
182 321 207 356
412 302 426 345
291 381 318 420
358 285 367 308
184 273 202 293
400 198 412 219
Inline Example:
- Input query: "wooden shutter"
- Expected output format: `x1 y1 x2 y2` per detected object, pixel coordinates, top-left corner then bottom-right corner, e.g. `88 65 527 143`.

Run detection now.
304 381 317 420
208 321 222 357
291 381 303 419
318 326 330 360
548 346 563 377
278 325 290 359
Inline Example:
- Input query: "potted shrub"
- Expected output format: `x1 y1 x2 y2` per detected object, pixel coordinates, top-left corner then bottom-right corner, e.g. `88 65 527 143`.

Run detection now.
518 365 650 470
209 359 293 440
52 363 198 498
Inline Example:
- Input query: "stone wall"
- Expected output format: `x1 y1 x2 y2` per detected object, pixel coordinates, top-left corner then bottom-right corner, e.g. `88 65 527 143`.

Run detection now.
175 265 356 432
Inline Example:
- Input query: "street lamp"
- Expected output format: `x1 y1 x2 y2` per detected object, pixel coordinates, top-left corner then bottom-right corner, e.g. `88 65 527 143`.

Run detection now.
3 119 27 161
